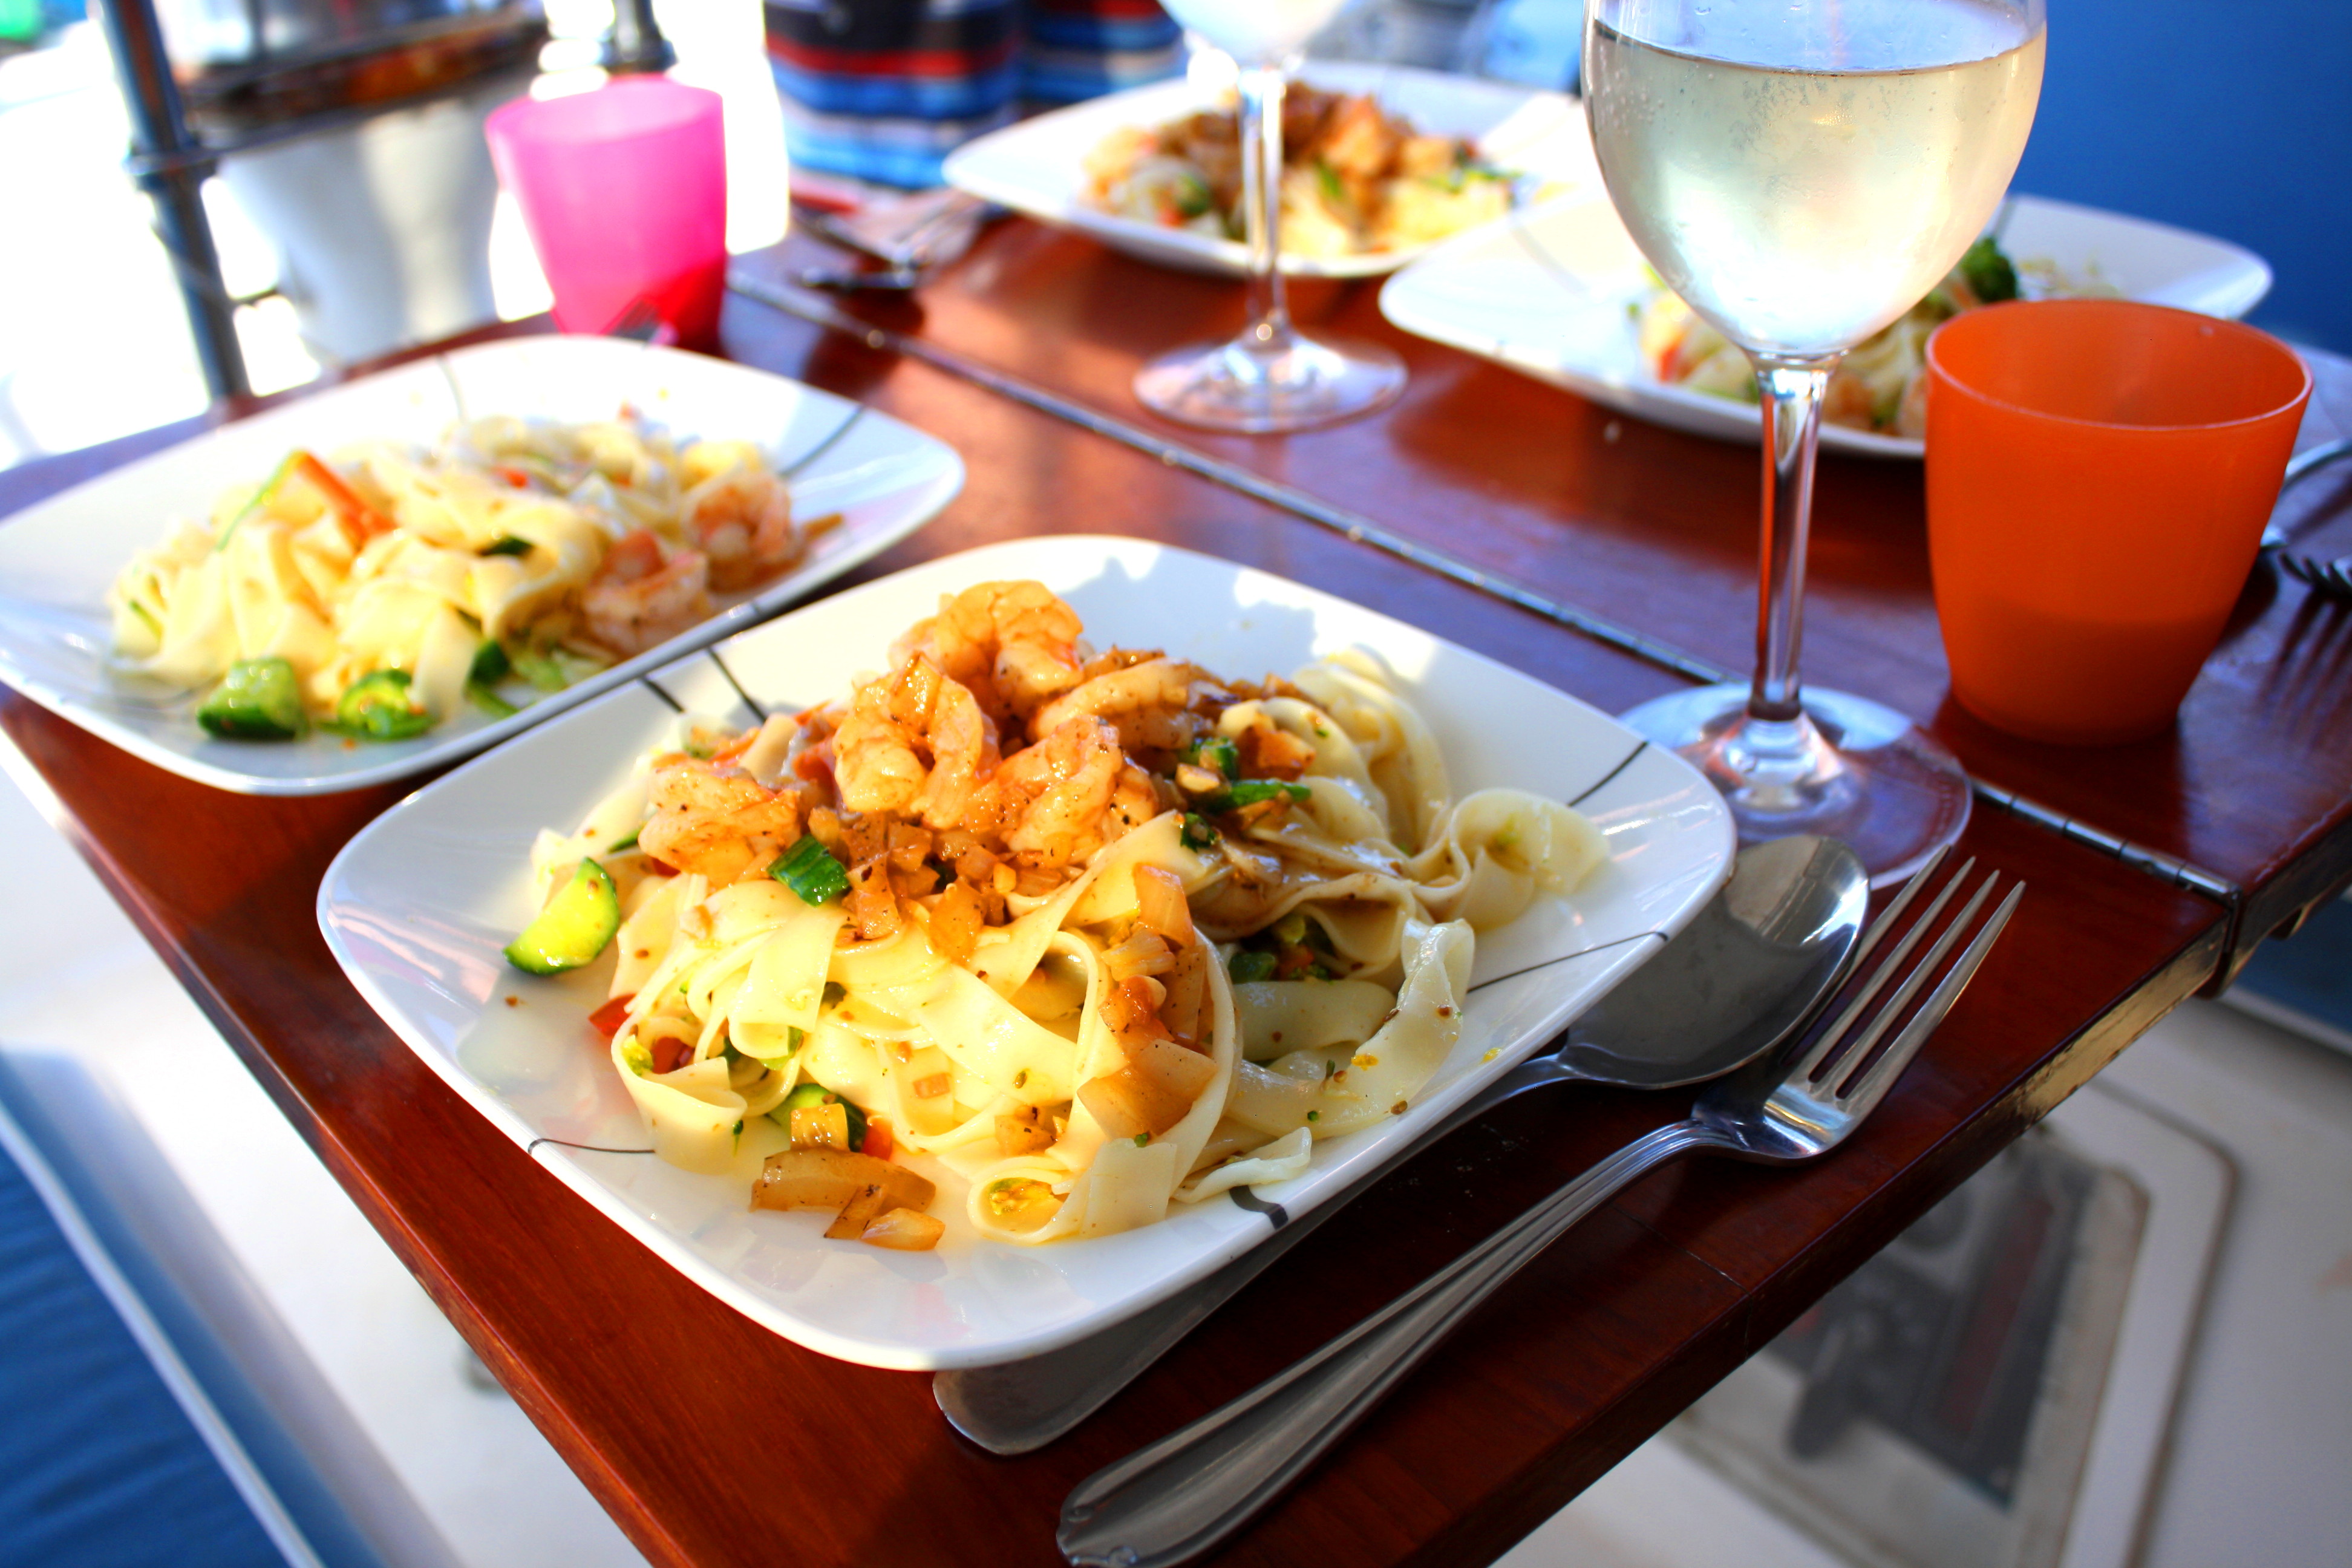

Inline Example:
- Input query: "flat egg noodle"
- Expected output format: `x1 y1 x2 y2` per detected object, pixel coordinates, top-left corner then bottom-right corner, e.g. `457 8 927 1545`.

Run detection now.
964 916 1240 1244
1292 656 1452 854
1409 788 1610 929
1232 977 1396 1061
1176 1125 1312 1203
1259 917 1474 1138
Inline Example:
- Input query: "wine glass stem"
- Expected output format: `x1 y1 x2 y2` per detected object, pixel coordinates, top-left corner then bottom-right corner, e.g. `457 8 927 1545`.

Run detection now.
1236 63 1296 353
1749 353 1838 725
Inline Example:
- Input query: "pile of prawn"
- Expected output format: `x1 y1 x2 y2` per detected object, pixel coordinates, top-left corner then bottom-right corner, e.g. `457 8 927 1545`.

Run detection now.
540 581 1608 1248
108 411 812 730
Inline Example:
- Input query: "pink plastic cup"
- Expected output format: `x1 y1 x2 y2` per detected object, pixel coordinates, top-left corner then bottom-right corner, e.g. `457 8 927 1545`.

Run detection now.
485 79 728 350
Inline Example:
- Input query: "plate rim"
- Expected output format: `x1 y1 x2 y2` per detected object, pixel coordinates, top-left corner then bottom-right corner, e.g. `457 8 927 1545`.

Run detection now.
316 531 1737 1369
0 336 965 794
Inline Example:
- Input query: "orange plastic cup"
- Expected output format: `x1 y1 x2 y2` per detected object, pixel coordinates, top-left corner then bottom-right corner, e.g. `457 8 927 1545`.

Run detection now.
1925 299 2310 744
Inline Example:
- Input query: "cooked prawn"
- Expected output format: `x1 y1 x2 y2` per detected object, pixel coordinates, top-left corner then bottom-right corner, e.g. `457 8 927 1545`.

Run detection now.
1032 657 1198 753
985 716 1158 868
912 674 997 828
831 701 926 815
832 654 1002 828
681 465 798 592
638 755 805 884
891 581 1085 729
582 528 710 657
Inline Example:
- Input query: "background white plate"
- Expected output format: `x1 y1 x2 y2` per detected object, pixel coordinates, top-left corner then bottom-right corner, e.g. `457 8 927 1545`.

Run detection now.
942 60 1598 279
0 336 964 794
318 535 1734 1370
1380 192 2276 458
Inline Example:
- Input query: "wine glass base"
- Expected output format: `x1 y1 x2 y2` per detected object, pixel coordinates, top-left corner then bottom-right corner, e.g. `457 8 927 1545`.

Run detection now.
1134 331 1405 434
1619 683 1973 887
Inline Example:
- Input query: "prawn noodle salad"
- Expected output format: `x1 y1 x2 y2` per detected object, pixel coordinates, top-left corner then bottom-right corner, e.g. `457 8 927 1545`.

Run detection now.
106 414 818 742
1641 237 2045 438
517 581 1604 1251
1082 86 1515 261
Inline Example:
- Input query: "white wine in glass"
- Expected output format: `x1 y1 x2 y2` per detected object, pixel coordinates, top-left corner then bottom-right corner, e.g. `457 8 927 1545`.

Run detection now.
1584 0 2044 882
1134 0 1408 432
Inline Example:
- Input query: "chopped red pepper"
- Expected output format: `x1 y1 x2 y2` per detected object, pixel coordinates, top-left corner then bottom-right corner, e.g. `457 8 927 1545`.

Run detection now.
861 1117 894 1161
587 993 636 1039
494 465 532 488
794 739 835 786
710 726 759 766
292 451 395 551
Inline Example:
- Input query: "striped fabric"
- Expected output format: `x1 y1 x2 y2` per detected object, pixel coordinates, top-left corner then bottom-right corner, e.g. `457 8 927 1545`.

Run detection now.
766 0 1184 187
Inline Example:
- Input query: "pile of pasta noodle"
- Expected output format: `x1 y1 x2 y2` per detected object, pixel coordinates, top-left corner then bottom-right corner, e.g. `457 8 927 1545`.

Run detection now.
526 581 1604 1249
107 414 804 734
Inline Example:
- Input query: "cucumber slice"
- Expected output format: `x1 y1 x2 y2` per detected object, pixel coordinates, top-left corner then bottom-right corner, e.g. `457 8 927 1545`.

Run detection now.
196 656 306 740
505 858 620 975
332 668 433 741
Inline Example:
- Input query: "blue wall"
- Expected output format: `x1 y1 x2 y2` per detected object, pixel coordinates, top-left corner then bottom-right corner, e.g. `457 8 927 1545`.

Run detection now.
2010 0 2352 353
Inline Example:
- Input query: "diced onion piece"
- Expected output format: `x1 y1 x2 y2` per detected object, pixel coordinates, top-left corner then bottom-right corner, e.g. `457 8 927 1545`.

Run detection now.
928 880 985 965
862 1207 946 1250
1079 1037 1217 1140
995 1105 1056 1156
1133 864 1195 947
819 1161 937 1239
1159 941 1208 1051
788 1102 850 1151
753 1148 917 1212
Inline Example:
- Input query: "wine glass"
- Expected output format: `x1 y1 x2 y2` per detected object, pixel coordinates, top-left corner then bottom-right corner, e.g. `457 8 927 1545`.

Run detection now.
1583 0 2045 883
1134 3 1408 432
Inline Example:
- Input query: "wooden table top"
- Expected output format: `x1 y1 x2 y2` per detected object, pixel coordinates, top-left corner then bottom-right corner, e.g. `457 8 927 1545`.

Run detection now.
0 220 2342 1567
731 221 2352 976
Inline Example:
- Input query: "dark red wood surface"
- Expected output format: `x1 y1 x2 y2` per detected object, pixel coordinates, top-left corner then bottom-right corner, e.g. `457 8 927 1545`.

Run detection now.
742 220 2352 966
0 263 2273 1568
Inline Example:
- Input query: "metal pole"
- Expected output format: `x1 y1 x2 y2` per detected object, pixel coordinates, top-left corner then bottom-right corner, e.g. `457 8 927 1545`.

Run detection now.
95 0 250 401
602 0 677 74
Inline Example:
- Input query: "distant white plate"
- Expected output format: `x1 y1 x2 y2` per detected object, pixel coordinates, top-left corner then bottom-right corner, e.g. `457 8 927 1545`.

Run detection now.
1380 192 2276 458
317 535 1734 1370
0 337 964 794
942 60 1598 279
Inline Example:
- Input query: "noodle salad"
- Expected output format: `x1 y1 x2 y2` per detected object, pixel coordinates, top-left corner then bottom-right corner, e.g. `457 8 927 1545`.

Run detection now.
506 581 1604 1251
106 414 815 742
1082 87 1517 261
1639 237 2036 438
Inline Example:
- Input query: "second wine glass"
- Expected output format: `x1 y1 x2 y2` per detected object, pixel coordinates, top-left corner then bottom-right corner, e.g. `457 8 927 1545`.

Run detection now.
1583 0 2045 882
1134 4 1408 433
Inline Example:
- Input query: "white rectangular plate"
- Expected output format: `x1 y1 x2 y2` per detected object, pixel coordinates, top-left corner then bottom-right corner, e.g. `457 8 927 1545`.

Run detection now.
1380 191 2275 459
942 60 1598 279
318 536 1734 1370
0 336 964 794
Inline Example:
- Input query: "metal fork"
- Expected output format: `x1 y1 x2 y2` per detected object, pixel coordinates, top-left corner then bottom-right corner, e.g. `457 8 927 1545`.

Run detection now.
1058 849 2023 1568
791 189 994 290
2278 548 2352 600
2262 436 2352 589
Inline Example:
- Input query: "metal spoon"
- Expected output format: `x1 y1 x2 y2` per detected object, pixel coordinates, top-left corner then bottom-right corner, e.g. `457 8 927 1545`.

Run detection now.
935 834 1870 1454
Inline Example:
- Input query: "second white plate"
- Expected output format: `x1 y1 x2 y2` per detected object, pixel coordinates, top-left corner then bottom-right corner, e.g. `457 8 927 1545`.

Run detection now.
1380 191 2275 458
942 60 1598 279
0 336 964 794
318 535 1734 1370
